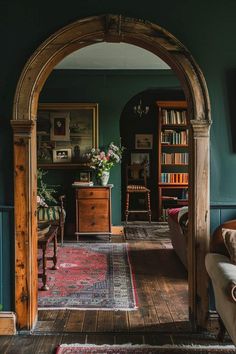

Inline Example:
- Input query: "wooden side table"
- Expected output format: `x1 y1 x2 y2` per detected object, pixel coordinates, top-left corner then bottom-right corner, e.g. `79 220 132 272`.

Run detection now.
38 225 58 291
73 184 113 240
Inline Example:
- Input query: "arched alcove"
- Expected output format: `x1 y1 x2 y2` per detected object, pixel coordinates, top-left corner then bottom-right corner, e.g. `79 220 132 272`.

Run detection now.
11 14 211 330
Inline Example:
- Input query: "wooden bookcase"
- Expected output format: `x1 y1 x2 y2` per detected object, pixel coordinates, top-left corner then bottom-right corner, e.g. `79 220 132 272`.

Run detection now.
156 101 189 221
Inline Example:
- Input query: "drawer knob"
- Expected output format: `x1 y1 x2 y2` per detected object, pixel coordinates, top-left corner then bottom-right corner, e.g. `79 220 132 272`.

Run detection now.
91 205 95 210
91 222 96 226
90 192 93 196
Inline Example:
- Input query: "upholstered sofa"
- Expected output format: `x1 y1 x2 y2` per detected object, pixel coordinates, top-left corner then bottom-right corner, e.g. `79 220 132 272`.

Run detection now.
205 220 236 346
167 207 188 269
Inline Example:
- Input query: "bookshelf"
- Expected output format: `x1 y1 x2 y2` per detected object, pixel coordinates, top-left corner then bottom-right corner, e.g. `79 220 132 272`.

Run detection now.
157 101 189 221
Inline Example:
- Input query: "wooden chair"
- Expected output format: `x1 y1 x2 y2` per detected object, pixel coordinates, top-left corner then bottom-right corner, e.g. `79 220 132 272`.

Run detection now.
125 164 151 223
37 195 66 246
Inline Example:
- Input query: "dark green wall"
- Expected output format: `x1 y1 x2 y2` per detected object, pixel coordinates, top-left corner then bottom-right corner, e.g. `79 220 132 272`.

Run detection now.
39 69 181 224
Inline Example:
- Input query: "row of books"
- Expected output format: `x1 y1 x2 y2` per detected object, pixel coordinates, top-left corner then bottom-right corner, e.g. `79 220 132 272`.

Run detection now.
161 109 187 125
161 129 188 145
161 152 188 164
160 173 188 184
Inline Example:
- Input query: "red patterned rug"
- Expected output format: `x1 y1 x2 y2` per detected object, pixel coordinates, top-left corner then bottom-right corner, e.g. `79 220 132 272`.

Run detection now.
56 344 236 354
38 243 137 310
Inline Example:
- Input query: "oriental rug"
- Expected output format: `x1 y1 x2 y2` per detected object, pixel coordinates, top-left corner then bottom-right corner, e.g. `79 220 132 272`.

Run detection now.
125 223 171 241
38 243 137 310
56 343 236 354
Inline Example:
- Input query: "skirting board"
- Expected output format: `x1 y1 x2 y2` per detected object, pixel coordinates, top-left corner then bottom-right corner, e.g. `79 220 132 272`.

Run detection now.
0 312 17 335
111 226 124 235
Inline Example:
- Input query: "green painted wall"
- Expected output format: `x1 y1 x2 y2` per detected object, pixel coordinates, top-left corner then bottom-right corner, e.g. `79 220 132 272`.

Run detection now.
1 1 236 310
40 69 181 225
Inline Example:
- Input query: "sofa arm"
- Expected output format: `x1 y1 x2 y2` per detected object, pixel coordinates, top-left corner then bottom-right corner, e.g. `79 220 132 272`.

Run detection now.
205 253 236 302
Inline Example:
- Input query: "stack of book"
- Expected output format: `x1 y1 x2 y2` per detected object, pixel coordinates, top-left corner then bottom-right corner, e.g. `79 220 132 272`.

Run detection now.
72 181 94 187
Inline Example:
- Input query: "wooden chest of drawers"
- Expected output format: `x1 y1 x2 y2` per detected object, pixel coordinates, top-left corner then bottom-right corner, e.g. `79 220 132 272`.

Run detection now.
75 185 113 238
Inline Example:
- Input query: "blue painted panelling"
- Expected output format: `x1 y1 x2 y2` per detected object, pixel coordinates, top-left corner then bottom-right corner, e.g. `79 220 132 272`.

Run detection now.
0 206 14 310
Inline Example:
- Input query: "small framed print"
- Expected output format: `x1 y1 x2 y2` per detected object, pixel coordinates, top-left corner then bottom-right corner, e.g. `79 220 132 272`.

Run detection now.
53 148 72 163
78 171 90 182
50 112 70 141
131 152 150 176
135 134 153 149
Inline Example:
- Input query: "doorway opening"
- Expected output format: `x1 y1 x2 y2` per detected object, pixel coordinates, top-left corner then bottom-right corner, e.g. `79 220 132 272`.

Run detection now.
11 14 211 331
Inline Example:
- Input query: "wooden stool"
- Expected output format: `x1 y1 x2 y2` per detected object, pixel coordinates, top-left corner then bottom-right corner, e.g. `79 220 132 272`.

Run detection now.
125 164 151 223
38 225 59 291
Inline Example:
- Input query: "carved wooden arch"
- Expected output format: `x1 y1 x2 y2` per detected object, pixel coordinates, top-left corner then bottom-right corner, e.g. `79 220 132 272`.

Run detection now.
11 14 211 330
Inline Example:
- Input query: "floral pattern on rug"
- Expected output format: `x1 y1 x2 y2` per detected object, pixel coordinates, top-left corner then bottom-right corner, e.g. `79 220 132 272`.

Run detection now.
125 223 171 241
38 243 137 310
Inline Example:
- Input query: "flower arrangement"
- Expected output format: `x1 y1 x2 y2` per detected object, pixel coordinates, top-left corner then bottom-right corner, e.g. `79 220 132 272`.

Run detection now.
37 168 58 207
89 142 125 178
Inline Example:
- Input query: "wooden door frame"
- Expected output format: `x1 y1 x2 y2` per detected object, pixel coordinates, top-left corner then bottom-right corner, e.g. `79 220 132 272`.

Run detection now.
11 14 211 330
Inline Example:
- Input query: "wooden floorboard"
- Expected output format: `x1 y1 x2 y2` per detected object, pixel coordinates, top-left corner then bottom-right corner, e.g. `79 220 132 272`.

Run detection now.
0 234 230 354
34 239 189 334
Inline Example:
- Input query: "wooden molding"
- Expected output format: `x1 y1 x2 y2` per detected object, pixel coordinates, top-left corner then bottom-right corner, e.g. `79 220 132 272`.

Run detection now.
12 14 211 330
0 312 17 335
111 225 124 235
11 120 35 135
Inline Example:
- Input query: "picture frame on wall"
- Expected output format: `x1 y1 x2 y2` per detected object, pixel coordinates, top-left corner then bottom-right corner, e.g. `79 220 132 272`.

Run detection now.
50 112 70 141
135 134 153 149
131 152 150 176
52 148 72 163
78 171 91 182
38 103 99 164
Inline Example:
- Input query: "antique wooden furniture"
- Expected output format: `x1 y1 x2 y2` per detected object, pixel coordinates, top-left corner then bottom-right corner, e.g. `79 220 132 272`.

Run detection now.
125 164 151 223
157 101 189 221
38 225 58 291
74 185 113 240
37 195 66 245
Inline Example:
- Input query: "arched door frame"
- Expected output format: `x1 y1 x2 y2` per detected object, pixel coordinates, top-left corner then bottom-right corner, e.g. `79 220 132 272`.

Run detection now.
11 14 211 330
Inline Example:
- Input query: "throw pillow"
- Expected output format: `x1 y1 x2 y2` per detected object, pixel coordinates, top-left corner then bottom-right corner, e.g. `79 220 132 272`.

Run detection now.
222 228 236 264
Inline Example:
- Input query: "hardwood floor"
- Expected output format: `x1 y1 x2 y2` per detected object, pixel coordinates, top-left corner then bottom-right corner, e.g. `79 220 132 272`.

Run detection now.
1 238 234 353
34 238 189 334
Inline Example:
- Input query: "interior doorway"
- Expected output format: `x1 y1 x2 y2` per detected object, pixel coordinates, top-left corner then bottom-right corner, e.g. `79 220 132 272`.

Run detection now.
11 14 211 331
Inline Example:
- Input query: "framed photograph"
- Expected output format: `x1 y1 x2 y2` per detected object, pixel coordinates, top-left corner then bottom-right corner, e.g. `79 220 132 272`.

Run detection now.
53 148 72 163
131 152 150 176
38 103 99 163
78 171 91 182
135 134 153 149
50 112 70 141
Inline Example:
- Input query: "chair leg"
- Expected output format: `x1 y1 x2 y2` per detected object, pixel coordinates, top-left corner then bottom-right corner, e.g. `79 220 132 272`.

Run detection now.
217 316 226 342
125 192 130 224
60 223 64 246
147 191 151 223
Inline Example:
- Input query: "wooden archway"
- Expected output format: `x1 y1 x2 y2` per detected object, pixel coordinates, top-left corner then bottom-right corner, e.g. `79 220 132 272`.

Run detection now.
11 14 211 330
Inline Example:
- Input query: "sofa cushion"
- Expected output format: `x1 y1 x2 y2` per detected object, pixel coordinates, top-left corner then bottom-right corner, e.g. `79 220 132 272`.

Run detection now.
37 206 66 222
222 228 236 264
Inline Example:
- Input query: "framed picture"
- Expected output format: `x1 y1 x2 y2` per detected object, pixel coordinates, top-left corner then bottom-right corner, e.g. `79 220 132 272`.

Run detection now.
131 152 150 176
38 103 99 163
53 148 72 163
135 134 153 149
50 112 70 141
78 171 91 182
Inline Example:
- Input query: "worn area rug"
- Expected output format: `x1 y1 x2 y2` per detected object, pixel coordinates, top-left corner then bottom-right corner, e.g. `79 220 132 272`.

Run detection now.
38 243 137 310
56 344 236 354
125 223 171 241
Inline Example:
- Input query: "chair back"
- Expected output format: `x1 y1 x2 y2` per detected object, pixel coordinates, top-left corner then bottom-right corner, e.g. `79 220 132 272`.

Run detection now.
126 164 147 187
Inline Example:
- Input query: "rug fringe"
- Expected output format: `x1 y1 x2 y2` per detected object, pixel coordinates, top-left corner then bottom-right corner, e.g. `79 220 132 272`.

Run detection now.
39 306 138 311
57 343 236 349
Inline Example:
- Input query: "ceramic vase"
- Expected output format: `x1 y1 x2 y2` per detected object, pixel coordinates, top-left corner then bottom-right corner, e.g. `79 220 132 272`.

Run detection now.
100 170 110 186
